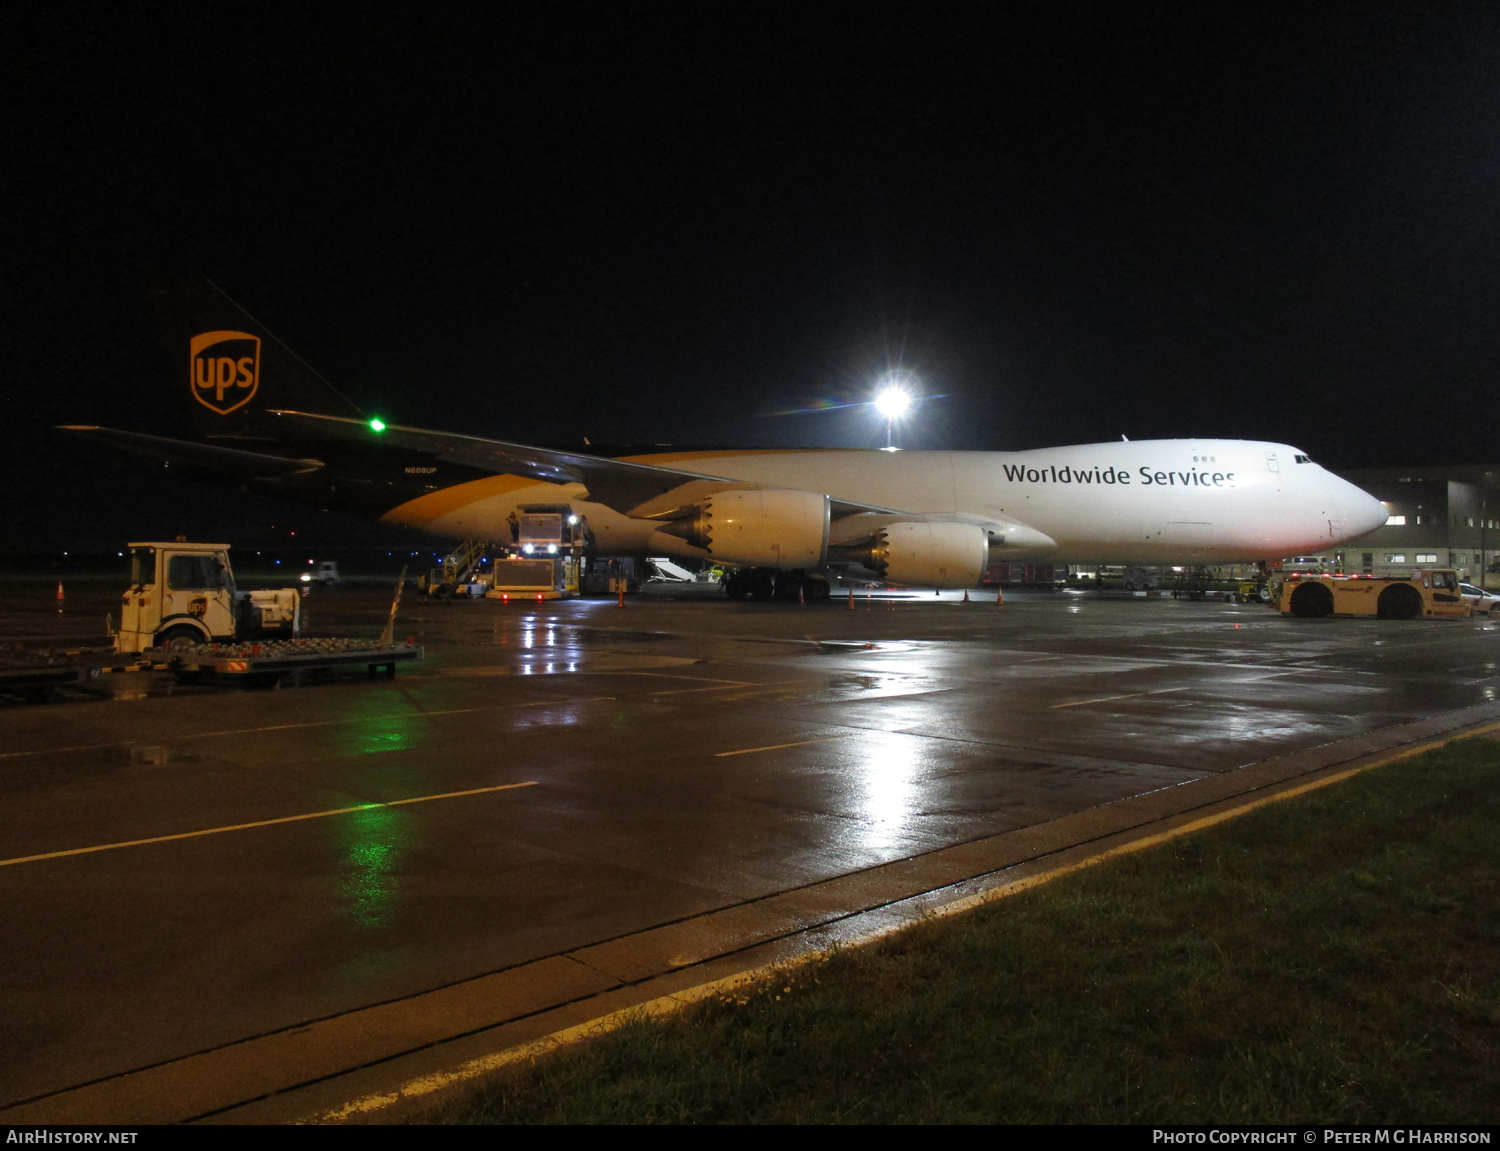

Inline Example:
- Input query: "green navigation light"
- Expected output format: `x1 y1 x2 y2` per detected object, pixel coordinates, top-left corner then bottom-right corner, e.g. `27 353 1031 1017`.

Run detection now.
369 418 386 433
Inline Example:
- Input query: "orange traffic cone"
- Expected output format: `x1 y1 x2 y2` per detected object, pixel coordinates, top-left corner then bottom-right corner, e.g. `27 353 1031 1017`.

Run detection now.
56 581 64 611
846 588 855 610
962 589 970 603
996 586 1004 605
617 584 626 608
798 583 805 605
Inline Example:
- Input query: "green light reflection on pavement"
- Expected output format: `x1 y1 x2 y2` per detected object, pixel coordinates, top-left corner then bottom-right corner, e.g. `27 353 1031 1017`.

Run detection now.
336 804 411 930
342 703 431 758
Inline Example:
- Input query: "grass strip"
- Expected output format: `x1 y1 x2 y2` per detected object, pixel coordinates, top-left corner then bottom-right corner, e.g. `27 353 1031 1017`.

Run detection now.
425 737 1500 1123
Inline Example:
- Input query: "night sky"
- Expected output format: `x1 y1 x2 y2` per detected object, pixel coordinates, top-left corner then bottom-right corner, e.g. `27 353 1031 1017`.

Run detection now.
8 5 1500 550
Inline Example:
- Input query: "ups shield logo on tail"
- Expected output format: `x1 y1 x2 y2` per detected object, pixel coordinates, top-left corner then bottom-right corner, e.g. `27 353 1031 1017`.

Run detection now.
189 330 260 414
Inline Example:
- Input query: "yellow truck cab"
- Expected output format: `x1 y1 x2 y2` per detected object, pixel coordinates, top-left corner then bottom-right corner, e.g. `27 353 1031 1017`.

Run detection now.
116 542 302 653
1278 568 1471 620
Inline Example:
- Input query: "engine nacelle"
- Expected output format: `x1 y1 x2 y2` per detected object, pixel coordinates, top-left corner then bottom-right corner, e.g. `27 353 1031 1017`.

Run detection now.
664 488 830 569
870 521 989 588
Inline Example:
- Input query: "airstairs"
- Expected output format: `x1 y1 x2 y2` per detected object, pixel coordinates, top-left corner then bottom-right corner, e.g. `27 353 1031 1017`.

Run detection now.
440 538 487 589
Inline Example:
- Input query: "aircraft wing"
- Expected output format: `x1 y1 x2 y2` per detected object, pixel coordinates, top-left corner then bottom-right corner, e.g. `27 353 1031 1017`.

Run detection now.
267 410 904 518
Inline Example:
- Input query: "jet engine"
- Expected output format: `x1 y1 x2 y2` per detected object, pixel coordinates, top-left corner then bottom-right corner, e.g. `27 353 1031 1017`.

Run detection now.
854 521 989 588
658 488 829 569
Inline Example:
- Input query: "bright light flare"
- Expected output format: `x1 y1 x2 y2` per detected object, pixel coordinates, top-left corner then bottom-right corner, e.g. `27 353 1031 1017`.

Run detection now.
874 387 912 419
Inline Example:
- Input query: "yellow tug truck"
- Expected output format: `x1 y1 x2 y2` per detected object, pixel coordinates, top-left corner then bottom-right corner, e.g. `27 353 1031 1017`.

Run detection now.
1277 568 1471 620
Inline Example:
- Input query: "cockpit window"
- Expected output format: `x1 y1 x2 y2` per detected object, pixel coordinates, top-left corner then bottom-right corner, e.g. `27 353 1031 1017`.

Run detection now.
1433 571 1458 591
1294 454 1312 464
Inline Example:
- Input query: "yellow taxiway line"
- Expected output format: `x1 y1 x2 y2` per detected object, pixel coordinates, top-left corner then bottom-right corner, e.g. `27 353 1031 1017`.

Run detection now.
0 782 539 869
1050 686 1188 708
715 737 845 758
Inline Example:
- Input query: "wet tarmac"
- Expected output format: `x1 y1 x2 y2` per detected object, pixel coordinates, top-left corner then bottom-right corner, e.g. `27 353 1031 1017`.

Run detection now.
4 579 1500 1108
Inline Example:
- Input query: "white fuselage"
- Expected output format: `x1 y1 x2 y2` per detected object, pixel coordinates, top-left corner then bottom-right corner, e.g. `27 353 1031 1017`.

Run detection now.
381 438 1388 565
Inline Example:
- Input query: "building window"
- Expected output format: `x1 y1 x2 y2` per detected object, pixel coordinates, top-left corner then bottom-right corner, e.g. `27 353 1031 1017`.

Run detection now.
1416 515 1424 525
1416 553 1438 564
1385 515 1406 526
1469 518 1476 528
1387 554 1407 563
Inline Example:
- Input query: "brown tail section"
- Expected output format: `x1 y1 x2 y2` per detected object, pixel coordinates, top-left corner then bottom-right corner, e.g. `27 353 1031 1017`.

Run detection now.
147 280 363 439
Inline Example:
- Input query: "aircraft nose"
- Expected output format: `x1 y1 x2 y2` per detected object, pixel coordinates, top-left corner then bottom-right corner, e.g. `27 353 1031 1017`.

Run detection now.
1341 481 1388 538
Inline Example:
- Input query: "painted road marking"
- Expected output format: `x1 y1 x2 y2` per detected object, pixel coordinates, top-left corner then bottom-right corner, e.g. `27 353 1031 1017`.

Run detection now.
650 684 758 695
1050 686 1189 709
612 672 759 695
715 737 845 758
0 696 619 761
0 782 539 869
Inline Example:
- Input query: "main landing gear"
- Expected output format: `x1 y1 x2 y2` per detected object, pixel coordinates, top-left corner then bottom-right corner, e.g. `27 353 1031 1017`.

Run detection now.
722 568 832 603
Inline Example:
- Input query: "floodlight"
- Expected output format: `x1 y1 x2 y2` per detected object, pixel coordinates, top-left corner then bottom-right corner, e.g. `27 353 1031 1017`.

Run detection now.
874 387 912 419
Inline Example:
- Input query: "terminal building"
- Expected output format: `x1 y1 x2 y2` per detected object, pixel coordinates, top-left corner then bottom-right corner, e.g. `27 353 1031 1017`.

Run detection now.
1299 466 1500 585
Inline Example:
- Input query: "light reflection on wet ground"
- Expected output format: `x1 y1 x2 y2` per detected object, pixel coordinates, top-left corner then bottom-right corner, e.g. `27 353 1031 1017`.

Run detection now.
5 586 1500 1102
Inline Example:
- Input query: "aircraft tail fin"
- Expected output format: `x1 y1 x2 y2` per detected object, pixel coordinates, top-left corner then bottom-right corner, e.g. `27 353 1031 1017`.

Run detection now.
147 279 363 439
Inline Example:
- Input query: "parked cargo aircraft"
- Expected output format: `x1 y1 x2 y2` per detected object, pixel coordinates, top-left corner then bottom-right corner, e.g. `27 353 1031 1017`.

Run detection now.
64 281 1388 599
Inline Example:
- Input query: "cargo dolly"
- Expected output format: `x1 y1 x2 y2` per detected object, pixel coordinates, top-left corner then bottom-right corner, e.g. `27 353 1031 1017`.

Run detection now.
160 638 423 685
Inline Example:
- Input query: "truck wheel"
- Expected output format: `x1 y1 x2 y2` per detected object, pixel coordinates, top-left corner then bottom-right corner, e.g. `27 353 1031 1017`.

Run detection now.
156 625 203 650
1289 582 1334 618
1377 583 1422 620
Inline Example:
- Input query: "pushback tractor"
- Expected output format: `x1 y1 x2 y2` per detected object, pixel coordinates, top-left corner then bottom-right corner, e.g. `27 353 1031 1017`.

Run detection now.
1277 568 1471 620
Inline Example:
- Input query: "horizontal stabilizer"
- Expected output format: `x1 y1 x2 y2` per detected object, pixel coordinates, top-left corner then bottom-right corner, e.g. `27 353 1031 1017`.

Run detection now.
59 426 323 479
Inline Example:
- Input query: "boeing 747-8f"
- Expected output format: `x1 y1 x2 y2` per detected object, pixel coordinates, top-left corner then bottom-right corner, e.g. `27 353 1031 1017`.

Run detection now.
64 281 1388 595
